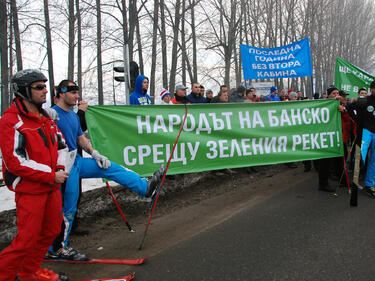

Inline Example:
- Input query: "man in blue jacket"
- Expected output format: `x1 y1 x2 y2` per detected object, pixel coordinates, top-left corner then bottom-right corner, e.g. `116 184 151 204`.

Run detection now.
130 75 152 105
187 82 206 103
46 79 164 261
265 86 281 102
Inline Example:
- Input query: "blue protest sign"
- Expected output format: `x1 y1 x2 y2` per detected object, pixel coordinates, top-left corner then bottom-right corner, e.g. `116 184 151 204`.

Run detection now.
240 38 313 80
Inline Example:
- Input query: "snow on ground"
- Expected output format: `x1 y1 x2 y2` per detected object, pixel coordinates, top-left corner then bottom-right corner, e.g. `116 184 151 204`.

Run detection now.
0 152 115 212
0 178 114 212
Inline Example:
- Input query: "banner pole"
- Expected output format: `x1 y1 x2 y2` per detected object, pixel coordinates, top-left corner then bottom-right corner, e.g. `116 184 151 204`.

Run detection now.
311 76 314 98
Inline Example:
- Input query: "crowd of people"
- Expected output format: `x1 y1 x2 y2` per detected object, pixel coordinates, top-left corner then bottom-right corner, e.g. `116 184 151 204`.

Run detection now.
0 69 373 281
130 74 374 196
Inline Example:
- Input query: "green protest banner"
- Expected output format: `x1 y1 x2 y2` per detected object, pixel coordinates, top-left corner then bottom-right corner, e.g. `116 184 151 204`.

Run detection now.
335 57 375 98
86 100 343 177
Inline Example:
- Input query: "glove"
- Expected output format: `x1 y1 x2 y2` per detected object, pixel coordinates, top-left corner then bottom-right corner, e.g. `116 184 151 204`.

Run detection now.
91 150 111 169
44 107 59 120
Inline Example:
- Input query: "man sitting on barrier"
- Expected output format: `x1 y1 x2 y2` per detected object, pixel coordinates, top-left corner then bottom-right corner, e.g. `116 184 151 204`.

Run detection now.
45 79 165 260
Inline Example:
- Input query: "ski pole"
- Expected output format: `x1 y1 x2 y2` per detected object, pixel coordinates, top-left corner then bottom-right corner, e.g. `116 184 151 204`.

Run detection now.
337 137 356 188
138 103 188 250
106 182 135 232
342 156 351 193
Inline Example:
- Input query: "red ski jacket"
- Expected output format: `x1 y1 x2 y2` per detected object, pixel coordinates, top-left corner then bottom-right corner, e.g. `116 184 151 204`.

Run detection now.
0 98 67 194
171 97 191 104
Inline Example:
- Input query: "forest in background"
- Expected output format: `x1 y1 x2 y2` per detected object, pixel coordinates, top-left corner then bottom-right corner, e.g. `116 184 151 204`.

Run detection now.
1 0 375 112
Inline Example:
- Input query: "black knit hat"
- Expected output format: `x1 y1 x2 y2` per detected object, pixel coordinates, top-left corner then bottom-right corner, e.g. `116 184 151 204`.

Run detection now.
327 85 338 95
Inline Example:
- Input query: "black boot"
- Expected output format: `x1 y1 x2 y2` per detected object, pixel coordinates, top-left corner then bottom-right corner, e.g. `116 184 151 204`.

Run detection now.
146 165 166 197
318 182 335 192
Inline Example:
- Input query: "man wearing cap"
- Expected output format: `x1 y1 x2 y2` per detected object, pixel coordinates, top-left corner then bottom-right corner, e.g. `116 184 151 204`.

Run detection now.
205 89 214 103
265 86 281 102
288 91 298 101
159 88 171 105
171 85 190 104
187 82 206 103
347 81 375 197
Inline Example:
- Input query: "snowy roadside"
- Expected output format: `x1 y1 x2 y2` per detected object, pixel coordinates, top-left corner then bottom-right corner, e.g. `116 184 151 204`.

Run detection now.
0 178 114 212
0 153 115 212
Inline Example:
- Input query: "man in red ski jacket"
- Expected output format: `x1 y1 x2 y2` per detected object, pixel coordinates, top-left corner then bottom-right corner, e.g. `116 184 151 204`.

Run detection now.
0 69 69 281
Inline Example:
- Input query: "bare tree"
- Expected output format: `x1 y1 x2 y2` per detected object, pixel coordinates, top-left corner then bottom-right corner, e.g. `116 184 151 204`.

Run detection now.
160 0 168 88
201 0 242 88
168 0 182 93
67 0 75 80
96 0 103 105
189 0 198 82
1 0 9 114
149 0 159 97
43 0 55 104
76 0 82 98
10 0 22 71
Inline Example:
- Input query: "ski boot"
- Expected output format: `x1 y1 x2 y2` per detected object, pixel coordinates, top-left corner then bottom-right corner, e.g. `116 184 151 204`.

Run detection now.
364 186 375 198
146 165 166 209
146 164 166 198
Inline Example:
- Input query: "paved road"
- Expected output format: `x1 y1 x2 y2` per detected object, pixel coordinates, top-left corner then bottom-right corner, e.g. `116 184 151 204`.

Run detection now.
133 177 375 281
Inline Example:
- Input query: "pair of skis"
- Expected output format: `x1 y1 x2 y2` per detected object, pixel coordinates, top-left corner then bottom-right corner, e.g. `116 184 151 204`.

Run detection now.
44 257 146 265
44 258 144 280
77 272 134 281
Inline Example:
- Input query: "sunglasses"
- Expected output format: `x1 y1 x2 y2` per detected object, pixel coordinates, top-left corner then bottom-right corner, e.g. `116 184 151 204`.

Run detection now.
61 85 80 93
31 84 47 90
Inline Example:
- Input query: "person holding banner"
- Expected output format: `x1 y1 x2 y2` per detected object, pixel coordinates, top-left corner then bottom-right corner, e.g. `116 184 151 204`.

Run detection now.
346 81 375 196
358 88 368 97
171 85 190 104
187 82 206 104
46 80 165 260
265 86 281 102
129 75 152 105
317 86 343 192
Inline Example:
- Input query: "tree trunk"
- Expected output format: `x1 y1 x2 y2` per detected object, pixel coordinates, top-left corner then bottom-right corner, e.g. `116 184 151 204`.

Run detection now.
136 16 144 74
121 0 131 102
180 0 186 86
1 0 9 114
67 0 75 80
9 7 13 106
10 0 22 71
76 0 82 99
160 0 168 88
43 0 55 105
127 0 134 61
96 0 103 105
169 0 181 93
150 0 159 98
190 0 197 82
